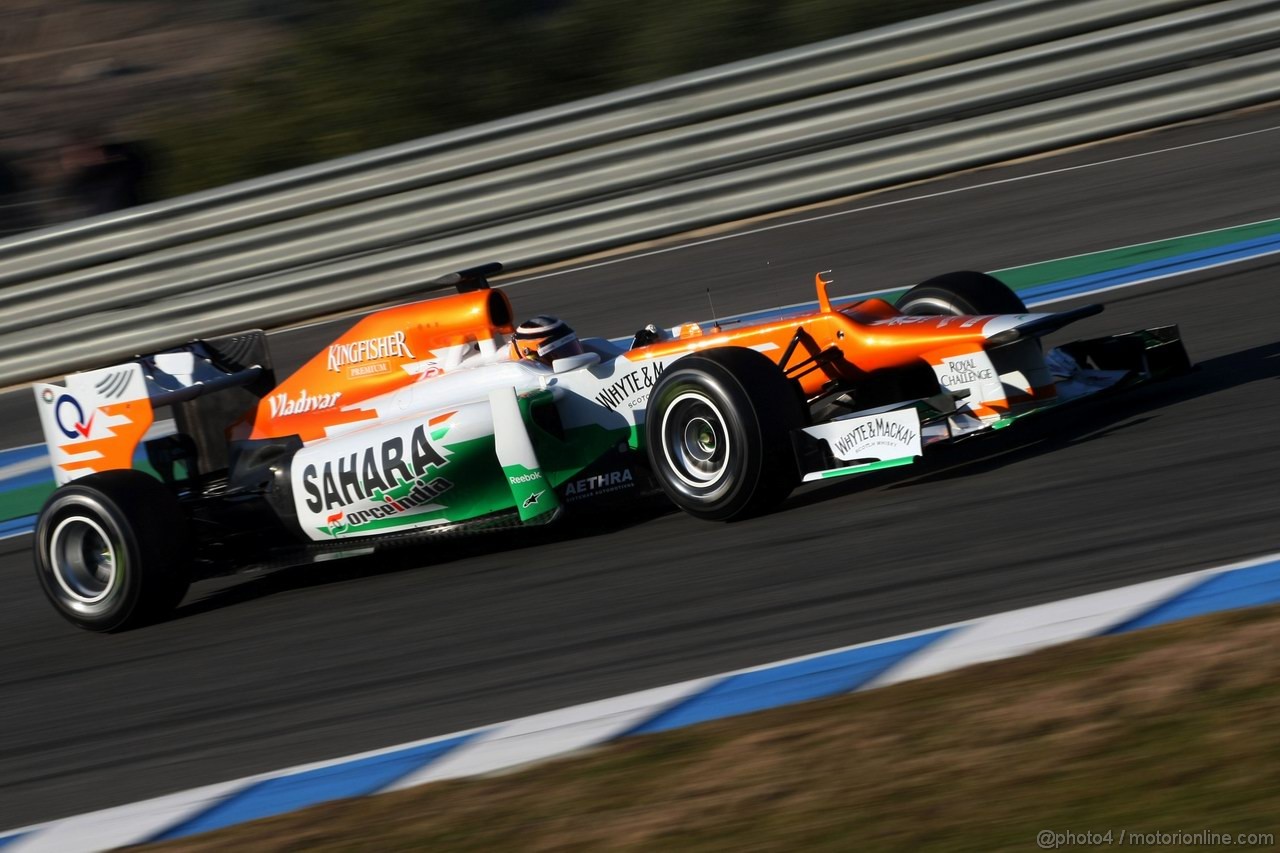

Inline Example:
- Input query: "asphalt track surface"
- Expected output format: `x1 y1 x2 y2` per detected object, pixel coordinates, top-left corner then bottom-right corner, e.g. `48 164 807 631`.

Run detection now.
2 106 1280 831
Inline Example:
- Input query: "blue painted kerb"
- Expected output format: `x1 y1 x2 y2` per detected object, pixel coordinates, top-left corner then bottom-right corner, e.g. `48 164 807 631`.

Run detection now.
627 628 954 735
148 732 481 842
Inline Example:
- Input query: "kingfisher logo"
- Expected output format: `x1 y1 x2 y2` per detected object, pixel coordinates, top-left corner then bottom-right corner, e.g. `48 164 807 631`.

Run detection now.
327 331 414 372
53 394 94 440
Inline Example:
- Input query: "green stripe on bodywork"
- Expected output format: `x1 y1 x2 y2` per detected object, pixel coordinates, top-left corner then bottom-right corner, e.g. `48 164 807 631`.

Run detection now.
503 462 557 522
540 424 632 482
520 399 632 486
318 420 623 537
817 456 916 479
318 433 512 537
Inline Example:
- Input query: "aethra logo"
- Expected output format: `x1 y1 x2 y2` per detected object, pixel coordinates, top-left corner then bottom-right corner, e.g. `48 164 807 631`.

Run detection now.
53 394 94 440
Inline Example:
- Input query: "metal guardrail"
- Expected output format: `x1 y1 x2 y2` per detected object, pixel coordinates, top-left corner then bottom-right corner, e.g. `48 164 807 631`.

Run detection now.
1 0 1279 385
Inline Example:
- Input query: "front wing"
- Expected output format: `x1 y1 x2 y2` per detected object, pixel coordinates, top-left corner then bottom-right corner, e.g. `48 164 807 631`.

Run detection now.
792 326 1190 483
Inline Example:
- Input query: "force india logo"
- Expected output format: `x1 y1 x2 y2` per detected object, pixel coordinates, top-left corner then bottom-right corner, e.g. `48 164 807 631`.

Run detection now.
324 472 453 536
327 331 414 372
302 424 453 536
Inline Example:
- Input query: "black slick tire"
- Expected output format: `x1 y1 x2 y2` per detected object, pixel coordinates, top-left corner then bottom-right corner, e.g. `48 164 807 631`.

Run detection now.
644 347 804 521
34 470 191 632
897 270 1027 316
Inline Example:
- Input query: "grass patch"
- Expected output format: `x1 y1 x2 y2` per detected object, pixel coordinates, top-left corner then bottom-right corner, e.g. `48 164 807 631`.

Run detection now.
138 606 1280 852
0 481 52 521
1 461 166 522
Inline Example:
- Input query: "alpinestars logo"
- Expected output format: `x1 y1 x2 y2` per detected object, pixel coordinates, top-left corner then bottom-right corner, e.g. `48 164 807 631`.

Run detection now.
522 490 545 508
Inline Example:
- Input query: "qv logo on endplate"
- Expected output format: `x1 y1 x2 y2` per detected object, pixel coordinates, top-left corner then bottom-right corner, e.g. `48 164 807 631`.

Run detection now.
53 394 94 440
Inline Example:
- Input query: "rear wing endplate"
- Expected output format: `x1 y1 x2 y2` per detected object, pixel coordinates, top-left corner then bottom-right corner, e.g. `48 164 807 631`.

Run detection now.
33 332 273 485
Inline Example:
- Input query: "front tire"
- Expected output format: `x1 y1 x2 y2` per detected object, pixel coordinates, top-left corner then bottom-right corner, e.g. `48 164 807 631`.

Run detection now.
644 348 804 521
897 270 1027 316
34 470 191 632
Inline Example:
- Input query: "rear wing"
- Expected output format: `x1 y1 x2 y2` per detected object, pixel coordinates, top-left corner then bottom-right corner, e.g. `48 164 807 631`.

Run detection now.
33 332 273 486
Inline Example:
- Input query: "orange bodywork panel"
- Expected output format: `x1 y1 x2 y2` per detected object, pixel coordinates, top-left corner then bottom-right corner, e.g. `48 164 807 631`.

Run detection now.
55 399 154 478
250 288 514 442
630 304 993 398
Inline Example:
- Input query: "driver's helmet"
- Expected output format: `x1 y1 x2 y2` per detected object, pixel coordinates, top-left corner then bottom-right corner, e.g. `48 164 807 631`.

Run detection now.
509 315 585 365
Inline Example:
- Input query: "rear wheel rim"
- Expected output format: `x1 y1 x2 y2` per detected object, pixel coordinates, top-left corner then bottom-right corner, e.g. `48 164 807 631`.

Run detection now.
48 515 117 605
661 392 730 489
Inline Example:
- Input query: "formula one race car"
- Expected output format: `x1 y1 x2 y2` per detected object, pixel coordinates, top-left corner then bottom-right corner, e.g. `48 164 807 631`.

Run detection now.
31 263 1189 630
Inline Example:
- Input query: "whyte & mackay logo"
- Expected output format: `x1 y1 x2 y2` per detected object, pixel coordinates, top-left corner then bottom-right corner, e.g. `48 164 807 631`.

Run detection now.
594 362 665 411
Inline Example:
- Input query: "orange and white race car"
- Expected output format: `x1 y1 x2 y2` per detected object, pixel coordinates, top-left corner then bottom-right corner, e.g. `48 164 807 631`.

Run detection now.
31 263 1189 630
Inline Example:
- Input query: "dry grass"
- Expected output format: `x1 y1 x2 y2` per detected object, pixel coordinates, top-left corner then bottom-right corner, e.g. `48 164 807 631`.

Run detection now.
132 604 1280 851
0 1 282 174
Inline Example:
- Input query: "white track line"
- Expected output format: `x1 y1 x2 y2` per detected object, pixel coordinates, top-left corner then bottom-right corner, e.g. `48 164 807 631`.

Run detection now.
507 123 1280 285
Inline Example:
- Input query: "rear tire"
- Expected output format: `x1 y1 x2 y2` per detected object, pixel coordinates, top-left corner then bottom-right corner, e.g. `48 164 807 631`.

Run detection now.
897 270 1027 316
644 348 804 521
34 470 191 632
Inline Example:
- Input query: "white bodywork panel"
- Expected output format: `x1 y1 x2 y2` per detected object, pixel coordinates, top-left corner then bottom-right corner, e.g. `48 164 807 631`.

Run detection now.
33 363 153 485
930 350 1004 407
290 400 494 541
801 408 922 463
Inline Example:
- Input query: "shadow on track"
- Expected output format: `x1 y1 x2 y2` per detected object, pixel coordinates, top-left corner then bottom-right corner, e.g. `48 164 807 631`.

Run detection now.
171 338 1277 624
174 500 673 621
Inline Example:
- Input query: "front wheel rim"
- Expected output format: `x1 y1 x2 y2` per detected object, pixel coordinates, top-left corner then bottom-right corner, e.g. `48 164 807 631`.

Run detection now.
661 391 730 488
901 296 961 315
48 515 117 605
